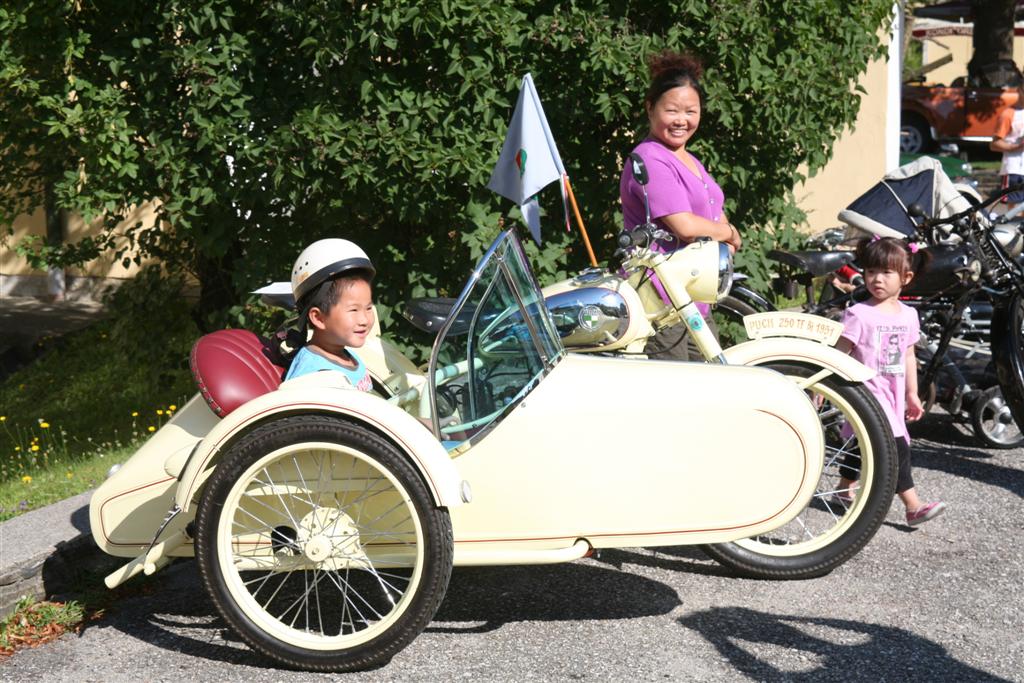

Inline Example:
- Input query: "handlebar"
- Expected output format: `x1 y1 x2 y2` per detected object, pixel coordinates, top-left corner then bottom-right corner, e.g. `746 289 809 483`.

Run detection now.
912 182 1024 232
615 224 674 255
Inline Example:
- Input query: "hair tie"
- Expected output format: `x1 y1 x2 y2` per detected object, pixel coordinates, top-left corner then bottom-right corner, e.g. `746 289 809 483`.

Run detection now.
908 242 920 254
870 235 881 242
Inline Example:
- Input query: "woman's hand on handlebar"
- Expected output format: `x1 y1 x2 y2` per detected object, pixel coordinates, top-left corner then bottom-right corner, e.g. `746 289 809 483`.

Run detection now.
723 219 742 253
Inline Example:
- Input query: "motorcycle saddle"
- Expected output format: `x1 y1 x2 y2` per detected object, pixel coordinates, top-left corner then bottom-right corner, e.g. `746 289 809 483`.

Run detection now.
768 249 855 277
403 297 474 336
190 329 288 417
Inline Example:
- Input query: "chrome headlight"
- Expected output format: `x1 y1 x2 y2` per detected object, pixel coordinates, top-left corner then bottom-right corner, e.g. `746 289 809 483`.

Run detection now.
717 242 734 299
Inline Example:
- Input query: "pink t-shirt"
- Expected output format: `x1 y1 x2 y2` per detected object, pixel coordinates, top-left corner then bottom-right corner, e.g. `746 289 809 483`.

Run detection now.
840 301 921 440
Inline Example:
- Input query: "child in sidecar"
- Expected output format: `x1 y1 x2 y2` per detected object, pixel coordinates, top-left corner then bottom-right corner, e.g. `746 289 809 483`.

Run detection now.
284 238 376 390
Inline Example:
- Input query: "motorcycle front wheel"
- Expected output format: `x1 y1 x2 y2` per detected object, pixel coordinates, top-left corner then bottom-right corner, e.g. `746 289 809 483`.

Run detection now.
701 362 898 579
195 415 453 672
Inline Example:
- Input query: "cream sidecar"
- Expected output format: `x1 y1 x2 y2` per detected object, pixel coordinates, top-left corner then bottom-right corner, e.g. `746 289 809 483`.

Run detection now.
89 230 825 672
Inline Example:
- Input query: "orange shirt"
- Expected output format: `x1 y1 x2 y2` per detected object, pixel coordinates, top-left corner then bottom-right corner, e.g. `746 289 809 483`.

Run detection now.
995 107 1018 140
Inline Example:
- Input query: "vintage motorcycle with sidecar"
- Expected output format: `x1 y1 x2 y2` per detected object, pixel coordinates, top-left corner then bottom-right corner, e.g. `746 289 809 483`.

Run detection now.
408 154 899 581
92 228 866 672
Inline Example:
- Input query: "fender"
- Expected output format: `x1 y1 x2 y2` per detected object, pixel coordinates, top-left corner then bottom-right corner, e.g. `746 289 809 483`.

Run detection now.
728 282 774 313
724 337 874 383
173 372 465 513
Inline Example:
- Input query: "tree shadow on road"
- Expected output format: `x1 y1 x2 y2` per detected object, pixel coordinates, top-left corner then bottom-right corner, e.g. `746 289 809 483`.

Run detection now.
679 606 1010 682
94 560 283 671
909 415 1024 499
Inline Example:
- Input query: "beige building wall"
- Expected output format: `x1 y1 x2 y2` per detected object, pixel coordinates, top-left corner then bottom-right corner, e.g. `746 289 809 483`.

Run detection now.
920 30 1024 87
1 203 159 299
795 24 894 234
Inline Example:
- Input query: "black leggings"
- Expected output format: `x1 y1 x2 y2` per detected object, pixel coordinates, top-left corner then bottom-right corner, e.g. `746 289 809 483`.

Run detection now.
840 436 914 494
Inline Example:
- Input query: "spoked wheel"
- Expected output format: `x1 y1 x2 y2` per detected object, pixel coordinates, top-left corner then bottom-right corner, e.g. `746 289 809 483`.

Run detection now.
970 385 1024 449
701 362 898 579
195 415 453 672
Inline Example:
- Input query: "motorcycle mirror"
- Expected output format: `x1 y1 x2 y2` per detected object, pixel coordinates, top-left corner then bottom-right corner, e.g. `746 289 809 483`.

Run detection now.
629 153 649 186
907 203 927 219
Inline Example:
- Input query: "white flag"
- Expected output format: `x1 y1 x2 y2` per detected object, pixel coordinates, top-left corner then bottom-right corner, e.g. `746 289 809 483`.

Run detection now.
487 73 566 244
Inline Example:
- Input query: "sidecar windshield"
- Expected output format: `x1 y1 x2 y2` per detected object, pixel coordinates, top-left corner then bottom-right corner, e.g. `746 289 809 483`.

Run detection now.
428 230 564 447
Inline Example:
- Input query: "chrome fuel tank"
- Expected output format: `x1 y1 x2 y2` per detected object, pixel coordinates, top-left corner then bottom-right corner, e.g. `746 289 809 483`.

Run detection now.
542 270 654 352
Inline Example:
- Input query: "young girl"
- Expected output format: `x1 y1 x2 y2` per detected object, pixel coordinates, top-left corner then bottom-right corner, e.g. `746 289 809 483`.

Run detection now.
835 237 946 526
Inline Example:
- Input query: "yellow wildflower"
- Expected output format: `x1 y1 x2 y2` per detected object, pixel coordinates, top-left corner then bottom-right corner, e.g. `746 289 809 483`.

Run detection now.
14 446 20 452
148 426 156 432
66 471 74 479
131 411 139 417
156 410 164 416
0 416 6 422
40 422 50 429
169 405 177 411
31 444 39 452
21 475 31 484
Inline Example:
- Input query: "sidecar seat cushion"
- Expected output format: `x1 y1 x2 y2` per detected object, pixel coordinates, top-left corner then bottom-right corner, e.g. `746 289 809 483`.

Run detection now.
190 329 288 417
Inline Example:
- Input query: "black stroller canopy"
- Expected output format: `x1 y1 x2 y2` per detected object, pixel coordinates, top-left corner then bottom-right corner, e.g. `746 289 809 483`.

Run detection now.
838 157 973 239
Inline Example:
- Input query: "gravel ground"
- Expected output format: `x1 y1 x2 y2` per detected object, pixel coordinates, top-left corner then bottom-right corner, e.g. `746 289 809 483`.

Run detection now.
2 413 1021 682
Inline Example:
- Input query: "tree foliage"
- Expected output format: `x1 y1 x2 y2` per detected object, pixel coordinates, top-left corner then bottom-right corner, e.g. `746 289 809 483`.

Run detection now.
1 0 893 345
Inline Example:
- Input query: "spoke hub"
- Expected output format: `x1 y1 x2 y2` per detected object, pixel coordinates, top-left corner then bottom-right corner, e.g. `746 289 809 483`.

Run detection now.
298 507 362 565
303 536 332 562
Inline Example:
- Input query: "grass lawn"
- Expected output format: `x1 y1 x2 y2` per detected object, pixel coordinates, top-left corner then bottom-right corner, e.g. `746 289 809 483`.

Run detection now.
1 274 198 522
0 444 135 522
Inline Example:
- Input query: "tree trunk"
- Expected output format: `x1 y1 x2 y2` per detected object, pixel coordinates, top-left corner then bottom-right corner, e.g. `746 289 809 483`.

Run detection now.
43 181 68 299
193 242 241 332
969 0 1017 86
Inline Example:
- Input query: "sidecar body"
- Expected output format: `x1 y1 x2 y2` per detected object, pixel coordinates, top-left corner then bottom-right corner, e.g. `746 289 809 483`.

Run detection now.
89 229 824 671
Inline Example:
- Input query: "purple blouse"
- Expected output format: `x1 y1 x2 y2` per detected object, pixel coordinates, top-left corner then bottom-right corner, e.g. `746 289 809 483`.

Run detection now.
619 139 726 312
620 138 725 252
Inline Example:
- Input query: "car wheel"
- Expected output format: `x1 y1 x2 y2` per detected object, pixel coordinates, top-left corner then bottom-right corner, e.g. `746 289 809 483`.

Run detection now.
900 114 933 154
195 414 453 672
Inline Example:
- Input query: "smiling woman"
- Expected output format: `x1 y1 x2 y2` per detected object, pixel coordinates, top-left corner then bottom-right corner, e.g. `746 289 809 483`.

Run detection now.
619 50 742 360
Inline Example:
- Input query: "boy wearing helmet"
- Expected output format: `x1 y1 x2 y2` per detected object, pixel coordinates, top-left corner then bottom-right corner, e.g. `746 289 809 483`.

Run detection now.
285 239 376 390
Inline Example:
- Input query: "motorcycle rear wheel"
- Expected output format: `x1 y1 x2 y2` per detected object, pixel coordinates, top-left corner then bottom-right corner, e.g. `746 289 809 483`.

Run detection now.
992 296 1024 435
195 415 453 672
970 385 1024 449
701 362 898 579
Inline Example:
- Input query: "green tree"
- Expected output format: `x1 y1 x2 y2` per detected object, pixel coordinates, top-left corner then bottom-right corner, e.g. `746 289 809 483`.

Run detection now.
1 0 893 342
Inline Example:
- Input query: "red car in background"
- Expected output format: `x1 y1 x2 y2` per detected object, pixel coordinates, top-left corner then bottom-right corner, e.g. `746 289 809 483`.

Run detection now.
902 79 1020 154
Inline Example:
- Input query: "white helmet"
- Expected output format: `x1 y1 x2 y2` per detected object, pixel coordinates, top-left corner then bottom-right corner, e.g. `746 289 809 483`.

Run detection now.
291 238 375 305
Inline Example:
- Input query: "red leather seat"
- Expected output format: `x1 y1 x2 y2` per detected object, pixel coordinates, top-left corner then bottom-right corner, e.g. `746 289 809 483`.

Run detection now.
190 329 288 417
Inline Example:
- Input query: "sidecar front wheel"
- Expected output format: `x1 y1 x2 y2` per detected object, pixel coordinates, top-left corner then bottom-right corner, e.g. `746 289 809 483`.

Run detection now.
195 415 453 672
701 362 897 579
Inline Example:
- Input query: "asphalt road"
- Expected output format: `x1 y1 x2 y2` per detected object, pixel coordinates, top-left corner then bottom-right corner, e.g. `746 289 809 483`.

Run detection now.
3 413 1021 682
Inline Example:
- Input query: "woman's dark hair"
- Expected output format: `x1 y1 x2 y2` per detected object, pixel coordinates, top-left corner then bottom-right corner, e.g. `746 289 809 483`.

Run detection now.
855 237 928 277
645 50 705 109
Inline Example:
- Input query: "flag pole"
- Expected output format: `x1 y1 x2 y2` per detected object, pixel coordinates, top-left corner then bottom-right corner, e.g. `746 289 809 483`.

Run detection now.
563 175 598 267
